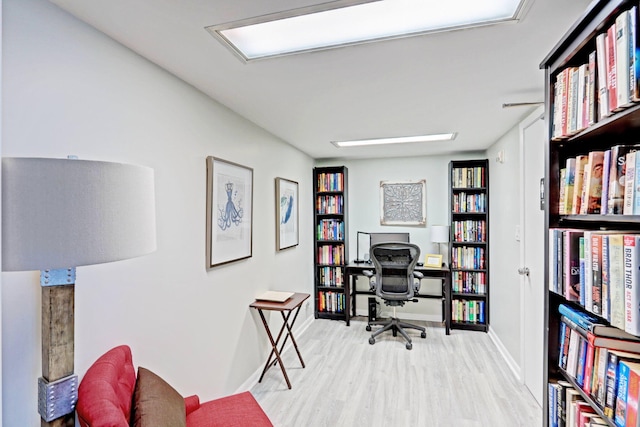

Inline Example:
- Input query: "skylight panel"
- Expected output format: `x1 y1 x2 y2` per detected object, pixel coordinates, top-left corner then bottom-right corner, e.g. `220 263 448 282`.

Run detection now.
206 0 526 61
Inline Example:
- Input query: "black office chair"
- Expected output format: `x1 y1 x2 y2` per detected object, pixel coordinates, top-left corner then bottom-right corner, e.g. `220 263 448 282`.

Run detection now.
363 242 426 350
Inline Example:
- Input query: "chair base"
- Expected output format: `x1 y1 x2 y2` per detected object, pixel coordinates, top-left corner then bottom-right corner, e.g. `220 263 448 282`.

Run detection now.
366 317 426 350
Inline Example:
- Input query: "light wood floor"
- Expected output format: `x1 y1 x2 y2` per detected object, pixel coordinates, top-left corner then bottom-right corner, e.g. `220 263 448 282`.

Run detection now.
251 318 542 427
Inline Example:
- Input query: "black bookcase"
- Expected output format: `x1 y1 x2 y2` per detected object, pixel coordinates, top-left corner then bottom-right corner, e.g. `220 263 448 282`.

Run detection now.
448 159 489 332
541 1 640 425
313 166 348 320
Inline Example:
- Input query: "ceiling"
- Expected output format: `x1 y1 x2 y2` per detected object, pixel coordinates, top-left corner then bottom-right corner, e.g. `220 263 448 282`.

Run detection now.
48 0 591 160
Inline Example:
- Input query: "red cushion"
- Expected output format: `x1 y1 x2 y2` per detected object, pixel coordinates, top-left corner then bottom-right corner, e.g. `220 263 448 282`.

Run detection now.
185 391 272 427
77 345 137 427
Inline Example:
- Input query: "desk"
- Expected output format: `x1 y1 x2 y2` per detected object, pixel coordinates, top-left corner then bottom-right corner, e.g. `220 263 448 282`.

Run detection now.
344 264 451 335
250 292 310 389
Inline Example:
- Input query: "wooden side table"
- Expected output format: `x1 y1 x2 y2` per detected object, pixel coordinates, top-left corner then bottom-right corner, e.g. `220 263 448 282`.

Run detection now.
250 292 310 389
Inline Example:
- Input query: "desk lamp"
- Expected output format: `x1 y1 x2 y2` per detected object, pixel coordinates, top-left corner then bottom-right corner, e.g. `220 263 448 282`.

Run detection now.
2 157 156 426
430 225 450 267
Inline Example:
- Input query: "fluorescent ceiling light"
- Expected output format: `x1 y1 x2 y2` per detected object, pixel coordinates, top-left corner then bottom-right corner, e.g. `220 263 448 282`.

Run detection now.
206 0 526 61
332 133 457 148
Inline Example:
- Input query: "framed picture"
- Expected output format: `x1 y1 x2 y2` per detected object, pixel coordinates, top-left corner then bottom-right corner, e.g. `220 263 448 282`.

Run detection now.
206 156 253 268
275 177 299 251
424 254 443 268
380 180 426 226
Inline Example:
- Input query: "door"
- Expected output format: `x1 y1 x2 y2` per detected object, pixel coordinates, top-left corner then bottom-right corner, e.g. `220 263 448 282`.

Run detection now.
519 107 545 406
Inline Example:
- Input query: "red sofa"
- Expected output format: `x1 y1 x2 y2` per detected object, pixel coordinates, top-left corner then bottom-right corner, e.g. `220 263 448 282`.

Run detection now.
76 345 273 427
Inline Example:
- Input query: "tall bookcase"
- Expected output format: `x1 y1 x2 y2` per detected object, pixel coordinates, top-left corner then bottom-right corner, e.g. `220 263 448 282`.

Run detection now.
313 166 348 321
448 159 489 332
541 1 640 425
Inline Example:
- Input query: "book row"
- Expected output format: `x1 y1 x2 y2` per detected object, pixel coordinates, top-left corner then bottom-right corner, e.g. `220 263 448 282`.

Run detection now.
557 304 640 426
451 271 486 295
451 299 485 324
558 145 640 216
316 194 343 215
452 192 486 214
317 266 344 288
548 379 610 427
452 220 486 243
316 244 345 266
316 219 345 241
316 172 344 193
552 6 639 140
550 229 640 336
317 291 345 314
451 166 485 189
450 246 485 270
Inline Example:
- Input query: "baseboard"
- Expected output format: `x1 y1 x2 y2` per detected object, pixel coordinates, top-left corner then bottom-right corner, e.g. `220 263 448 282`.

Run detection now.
487 325 523 383
236 315 314 393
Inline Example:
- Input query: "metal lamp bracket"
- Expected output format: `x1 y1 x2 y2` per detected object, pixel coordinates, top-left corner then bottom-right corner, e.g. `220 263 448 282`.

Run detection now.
40 268 76 286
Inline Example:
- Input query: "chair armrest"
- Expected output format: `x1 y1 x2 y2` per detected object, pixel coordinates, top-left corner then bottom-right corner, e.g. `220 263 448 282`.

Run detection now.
413 271 424 280
184 395 200 415
362 270 374 278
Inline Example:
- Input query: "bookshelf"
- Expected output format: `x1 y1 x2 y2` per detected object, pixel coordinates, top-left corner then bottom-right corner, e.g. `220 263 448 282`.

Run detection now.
313 166 348 321
541 1 640 426
448 159 489 332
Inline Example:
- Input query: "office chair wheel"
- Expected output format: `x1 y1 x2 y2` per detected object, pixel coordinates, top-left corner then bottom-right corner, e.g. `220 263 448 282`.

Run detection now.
421 332 427 338
366 325 372 331
369 337 375 345
406 342 412 350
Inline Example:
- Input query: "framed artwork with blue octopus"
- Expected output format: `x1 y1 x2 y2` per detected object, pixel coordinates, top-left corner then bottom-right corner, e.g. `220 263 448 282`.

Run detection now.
275 177 299 251
206 156 253 267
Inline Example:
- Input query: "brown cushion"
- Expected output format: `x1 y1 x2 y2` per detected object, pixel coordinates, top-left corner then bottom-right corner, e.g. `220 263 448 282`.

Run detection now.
132 367 186 427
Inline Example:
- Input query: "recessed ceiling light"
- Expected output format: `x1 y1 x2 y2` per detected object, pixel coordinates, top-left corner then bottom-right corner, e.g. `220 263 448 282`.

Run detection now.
332 133 457 148
206 0 526 61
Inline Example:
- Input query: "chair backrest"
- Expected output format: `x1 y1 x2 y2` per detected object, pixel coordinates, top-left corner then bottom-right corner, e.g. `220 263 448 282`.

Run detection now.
369 242 420 301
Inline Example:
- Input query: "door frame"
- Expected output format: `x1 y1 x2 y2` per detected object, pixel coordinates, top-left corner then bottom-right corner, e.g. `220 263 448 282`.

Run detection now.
518 105 545 396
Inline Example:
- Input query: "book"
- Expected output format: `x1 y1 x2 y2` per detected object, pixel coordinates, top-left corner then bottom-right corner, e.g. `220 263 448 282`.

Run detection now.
580 236 587 307
573 155 589 214
611 234 627 330
635 150 640 214
608 145 638 214
624 235 640 336
616 10 631 109
615 359 631 427
565 157 577 214
602 234 611 321
559 303 640 341
607 23 619 113
624 361 640 427
592 233 603 315
560 168 568 215
565 230 583 302
566 387 584 427
596 347 610 406
596 32 610 118
605 350 640 418
582 151 606 214
602 150 612 215
625 151 637 215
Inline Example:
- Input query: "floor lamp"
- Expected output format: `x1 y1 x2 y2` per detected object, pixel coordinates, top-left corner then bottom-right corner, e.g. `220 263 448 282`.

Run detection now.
2 157 156 426
430 225 450 267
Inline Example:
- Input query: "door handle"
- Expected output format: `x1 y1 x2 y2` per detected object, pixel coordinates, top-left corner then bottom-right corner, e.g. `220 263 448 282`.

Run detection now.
518 267 530 276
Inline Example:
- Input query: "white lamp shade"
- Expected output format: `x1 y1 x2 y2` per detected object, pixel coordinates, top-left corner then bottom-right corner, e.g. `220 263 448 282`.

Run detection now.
431 225 449 243
2 157 157 271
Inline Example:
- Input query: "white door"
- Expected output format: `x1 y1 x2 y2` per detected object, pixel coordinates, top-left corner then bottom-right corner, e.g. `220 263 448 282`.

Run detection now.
520 107 546 406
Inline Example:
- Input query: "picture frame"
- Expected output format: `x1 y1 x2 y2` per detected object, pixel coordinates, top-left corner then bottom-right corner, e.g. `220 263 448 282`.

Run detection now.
275 177 299 251
206 156 253 268
424 254 443 268
380 180 426 226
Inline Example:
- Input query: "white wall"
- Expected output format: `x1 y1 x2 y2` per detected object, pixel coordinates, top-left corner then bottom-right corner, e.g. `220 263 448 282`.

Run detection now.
486 125 524 369
1 0 314 425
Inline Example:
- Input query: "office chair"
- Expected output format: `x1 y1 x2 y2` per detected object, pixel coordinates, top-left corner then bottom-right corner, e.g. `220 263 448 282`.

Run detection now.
363 242 426 350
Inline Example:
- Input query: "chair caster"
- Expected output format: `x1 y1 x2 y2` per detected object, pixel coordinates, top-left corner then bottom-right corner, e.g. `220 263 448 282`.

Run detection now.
366 325 372 331
421 332 427 338
406 342 412 350
369 337 375 345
